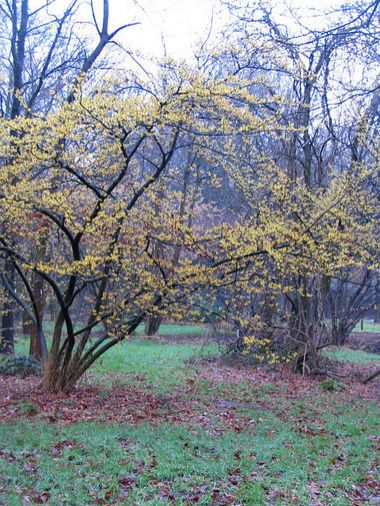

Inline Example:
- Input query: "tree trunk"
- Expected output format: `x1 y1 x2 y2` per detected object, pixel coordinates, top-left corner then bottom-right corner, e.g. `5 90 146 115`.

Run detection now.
144 315 163 336
0 261 15 355
374 274 380 324
27 232 49 361
22 310 33 338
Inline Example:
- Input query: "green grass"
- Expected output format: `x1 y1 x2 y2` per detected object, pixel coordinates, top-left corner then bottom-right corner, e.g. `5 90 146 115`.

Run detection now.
353 319 380 333
7 329 380 504
0 402 378 505
15 321 211 341
14 337 217 393
91 339 217 392
325 346 380 364
136 323 209 336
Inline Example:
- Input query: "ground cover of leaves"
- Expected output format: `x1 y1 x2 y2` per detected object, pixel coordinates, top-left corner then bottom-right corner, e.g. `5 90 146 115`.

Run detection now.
0 341 379 505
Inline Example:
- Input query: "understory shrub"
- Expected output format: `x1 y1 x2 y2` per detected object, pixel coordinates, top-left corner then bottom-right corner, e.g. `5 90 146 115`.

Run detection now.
0 355 41 377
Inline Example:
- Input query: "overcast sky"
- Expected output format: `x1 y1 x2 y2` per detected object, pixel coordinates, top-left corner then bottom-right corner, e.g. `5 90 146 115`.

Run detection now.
98 0 221 59
43 0 348 64
81 0 346 60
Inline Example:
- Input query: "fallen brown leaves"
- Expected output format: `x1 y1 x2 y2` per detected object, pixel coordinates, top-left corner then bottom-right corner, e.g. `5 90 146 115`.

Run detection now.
0 376 176 424
0 360 378 429
0 374 247 432
198 359 380 403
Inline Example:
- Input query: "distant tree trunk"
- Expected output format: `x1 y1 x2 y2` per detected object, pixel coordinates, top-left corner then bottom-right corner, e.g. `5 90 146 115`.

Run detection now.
49 298 58 322
29 235 49 361
374 274 380 324
0 261 15 355
22 310 33 338
29 274 48 361
144 315 163 336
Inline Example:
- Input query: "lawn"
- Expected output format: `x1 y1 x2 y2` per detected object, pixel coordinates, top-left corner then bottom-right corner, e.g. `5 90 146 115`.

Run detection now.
353 320 380 334
1 336 379 505
14 322 212 343
135 324 209 336
325 347 380 364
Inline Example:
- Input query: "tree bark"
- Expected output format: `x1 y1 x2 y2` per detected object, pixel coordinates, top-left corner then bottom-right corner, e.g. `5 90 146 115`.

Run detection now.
144 315 163 336
22 310 33 338
0 261 15 355
374 273 380 324
29 236 49 361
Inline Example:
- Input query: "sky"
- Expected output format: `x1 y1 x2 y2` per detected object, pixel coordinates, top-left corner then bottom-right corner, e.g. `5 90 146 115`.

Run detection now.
97 0 221 59
99 0 348 57
49 0 347 61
